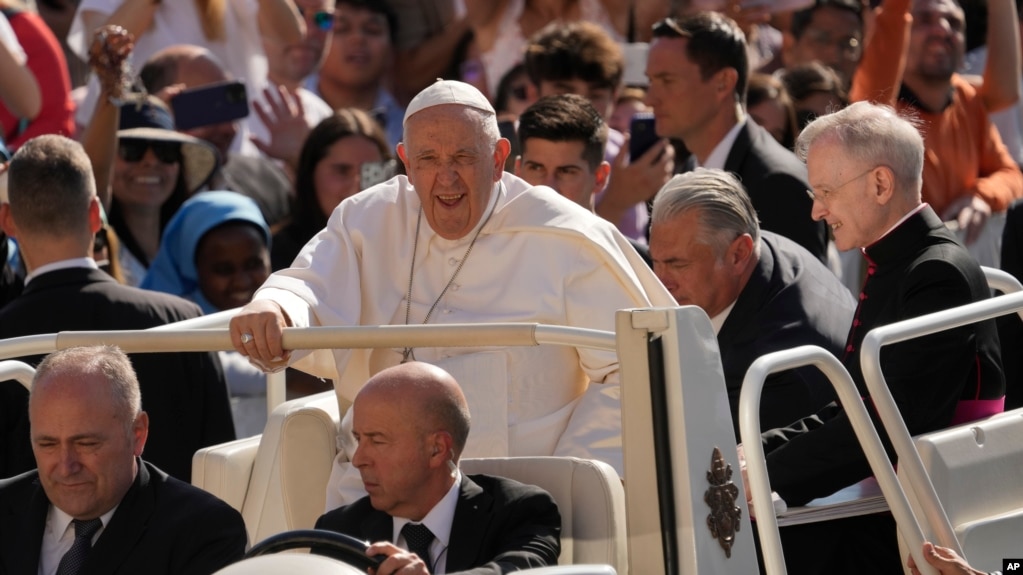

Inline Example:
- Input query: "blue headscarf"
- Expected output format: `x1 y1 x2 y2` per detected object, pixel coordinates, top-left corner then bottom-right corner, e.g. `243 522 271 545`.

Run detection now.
141 191 270 314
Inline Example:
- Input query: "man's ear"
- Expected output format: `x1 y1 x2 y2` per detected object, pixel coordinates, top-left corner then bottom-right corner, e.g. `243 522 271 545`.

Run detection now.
493 138 511 180
716 68 739 101
513 155 523 177
0 203 16 238
593 161 611 195
873 166 896 206
87 197 103 234
728 233 755 268
132 411 149 456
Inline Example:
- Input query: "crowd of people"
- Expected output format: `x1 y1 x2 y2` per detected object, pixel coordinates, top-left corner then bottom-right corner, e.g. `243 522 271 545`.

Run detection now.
0 0 1021 573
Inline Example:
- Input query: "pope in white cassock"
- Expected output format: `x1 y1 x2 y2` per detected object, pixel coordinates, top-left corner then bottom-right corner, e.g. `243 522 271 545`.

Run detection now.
230 79 676 510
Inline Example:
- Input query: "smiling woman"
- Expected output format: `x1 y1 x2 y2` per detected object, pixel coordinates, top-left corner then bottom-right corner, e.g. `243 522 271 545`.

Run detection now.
107 96 218 286
141 190 272 436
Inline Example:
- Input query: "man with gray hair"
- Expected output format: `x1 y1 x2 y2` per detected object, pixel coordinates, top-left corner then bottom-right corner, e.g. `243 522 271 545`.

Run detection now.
229 79 676 510
756 101 1004 574
649 168 854 437
0 346 246 575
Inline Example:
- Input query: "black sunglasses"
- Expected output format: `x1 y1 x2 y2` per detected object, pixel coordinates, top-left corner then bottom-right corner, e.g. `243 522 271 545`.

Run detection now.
118 139 182 164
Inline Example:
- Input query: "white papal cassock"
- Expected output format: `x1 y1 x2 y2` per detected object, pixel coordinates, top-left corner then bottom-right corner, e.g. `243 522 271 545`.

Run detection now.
254 172 675 510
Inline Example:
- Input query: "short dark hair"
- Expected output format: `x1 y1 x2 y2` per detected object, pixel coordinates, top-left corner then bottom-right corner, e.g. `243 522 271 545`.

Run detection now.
652 12 749 104
524 21 624 90
335 0 398 45
8 135 96 239
790 0 864 39
517 94 608 170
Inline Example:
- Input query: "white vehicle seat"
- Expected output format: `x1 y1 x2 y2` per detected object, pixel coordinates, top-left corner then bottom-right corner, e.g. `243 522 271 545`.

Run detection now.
460 457 628 575
193 393 629 574
898 407 1023 573
193 391 341 545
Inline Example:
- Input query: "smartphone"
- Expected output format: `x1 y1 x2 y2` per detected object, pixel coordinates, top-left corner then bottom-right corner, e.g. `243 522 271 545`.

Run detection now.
629 112 659 161
171 80 250 131
360 159 398 189
498 119 520 172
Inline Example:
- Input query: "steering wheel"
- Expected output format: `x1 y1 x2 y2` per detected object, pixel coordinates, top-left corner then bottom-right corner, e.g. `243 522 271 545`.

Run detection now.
244 529 384 571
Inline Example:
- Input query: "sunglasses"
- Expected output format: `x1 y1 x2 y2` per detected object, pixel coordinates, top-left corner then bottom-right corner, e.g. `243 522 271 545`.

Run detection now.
299 7 333 31
118 139 182 164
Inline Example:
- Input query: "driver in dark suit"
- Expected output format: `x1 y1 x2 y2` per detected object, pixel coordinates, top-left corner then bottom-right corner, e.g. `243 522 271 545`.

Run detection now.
315 362 561 575
0 346 247 575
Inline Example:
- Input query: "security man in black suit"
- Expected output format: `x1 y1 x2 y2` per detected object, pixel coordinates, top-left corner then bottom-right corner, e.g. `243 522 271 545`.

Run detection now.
0 135 234 481
0 346 246 575
645 12 828 261
315 362 561 575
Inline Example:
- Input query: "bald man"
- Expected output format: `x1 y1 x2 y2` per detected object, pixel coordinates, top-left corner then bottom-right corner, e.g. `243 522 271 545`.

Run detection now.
315 362 561 575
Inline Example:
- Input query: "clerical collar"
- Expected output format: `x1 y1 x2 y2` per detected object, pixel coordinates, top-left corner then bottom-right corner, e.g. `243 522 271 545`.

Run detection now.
898 83 955 114
862 203 928 256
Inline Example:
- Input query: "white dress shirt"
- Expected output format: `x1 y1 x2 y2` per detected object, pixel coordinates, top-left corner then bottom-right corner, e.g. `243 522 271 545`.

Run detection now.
696 117 747 170
391 470 462 574
38 504 118 575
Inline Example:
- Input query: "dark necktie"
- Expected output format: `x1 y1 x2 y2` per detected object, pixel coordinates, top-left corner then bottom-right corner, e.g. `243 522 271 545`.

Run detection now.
401 522 434 572
56 518 103 575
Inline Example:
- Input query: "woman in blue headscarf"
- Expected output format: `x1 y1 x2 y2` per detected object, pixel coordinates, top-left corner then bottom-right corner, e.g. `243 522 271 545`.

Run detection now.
143 190 271 436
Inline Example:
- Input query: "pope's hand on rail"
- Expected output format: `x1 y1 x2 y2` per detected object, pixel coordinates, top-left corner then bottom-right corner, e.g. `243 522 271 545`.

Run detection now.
230 299 292 373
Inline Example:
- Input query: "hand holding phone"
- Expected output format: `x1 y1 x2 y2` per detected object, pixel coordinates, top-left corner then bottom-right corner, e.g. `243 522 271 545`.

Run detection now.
171 80 249 131
629 112 660 161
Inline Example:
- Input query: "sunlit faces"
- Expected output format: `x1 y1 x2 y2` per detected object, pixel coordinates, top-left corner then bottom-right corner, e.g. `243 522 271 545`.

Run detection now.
30 372 146 520
264 0 334 84
322 3 391 89
907 0 965 82
537 79 616 121
313 135 384 218
350 388 435 520
516 138 606 210
649 210 748 317
644 36 723 142
112 146 180 209
786 6 863 86
805 138 883 251
398 105 509 240
195 222 271 312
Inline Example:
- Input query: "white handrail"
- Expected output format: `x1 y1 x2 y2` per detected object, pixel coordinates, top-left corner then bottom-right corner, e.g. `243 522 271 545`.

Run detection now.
981 265 1023 298
739 345 937 575
0 360 36 390
0 323 616 361
860 289 1023 555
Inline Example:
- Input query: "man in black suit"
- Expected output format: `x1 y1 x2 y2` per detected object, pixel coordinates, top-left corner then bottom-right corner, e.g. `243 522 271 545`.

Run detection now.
645 12 828 261
315 362 561 574
648 168 855 438
0 135 235 481
0 345 246 575
755 101 1004 574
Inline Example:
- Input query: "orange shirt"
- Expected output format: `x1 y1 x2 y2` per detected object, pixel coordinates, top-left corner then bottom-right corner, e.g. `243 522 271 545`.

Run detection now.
850 0 1022 213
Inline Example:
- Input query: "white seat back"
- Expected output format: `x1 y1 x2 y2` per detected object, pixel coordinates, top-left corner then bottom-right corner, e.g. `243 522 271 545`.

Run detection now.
460 457 628 575
193 391 341 545
898 407 1023 573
